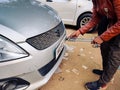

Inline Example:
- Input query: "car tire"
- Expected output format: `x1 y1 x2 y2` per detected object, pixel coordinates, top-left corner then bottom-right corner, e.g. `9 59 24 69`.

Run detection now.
77 13 96 33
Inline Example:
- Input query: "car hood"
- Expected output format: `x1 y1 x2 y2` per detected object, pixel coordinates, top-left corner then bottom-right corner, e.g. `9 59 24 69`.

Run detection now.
0 0 61 42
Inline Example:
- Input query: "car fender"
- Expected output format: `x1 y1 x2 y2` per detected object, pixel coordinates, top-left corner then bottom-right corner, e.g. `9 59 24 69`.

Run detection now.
73 0 93 25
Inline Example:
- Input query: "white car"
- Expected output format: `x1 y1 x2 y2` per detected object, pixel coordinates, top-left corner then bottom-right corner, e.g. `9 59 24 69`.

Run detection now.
38 0 94 32
0 0 66 90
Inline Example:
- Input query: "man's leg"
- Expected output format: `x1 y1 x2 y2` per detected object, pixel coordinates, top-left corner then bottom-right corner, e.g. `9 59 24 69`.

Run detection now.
99 42 120 84
93 42 110 75
85 35 120 90
100 42 110 70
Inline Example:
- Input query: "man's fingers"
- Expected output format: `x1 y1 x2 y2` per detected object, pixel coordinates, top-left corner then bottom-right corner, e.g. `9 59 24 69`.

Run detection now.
91 39 98 44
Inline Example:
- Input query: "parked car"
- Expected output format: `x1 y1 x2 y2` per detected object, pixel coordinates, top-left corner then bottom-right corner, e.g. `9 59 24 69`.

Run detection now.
38 0 95 32
0 0 66 90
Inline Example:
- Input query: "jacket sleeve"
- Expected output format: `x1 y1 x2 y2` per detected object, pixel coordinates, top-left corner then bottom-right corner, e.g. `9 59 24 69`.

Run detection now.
100 0 120 41
80 3 100 34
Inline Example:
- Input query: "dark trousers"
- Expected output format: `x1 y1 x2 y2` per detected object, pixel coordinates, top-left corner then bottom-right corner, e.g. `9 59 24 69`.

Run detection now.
98 35 120 84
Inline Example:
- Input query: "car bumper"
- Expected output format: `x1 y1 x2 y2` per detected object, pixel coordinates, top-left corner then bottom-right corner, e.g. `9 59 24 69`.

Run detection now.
17 46 66 90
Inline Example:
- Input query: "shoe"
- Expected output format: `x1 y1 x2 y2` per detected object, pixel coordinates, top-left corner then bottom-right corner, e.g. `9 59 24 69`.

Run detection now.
85 80 107 90
92 69 103 75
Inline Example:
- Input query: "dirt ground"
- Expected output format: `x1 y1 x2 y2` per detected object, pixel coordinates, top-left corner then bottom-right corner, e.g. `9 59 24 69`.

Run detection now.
39 25 120 90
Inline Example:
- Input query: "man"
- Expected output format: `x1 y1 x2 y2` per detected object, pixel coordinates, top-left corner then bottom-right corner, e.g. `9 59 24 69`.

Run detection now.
69 0 120 90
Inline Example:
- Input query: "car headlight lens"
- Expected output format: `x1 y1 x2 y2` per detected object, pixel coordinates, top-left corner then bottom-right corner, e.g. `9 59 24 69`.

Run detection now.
0 35 28 62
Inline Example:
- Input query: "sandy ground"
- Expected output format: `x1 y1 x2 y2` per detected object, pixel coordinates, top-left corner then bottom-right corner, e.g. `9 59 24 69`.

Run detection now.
39 25 120 90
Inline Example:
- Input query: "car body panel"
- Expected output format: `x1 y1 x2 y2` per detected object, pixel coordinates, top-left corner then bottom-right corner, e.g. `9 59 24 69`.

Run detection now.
0 0 61 38
0 25 26 43
38 0 93 25
73 0 93 25
0 0 66 90
0 33 66 78
41 0 77 24
18 46 66 90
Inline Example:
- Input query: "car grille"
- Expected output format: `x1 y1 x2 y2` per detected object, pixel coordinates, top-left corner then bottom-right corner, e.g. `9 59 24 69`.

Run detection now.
26 22 65 50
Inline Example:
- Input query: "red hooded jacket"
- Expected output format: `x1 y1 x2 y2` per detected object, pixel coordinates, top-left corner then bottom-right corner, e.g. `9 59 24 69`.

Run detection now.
80 0 120 41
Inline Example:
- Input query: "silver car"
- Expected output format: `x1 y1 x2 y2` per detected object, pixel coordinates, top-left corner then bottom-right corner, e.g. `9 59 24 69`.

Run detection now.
0 0 66 90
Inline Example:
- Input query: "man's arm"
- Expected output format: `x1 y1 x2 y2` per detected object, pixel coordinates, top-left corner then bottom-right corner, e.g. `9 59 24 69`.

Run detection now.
79 3 100 34
100 0 120 41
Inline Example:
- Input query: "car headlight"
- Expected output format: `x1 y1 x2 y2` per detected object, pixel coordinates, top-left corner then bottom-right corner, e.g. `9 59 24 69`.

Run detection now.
0 35 29 62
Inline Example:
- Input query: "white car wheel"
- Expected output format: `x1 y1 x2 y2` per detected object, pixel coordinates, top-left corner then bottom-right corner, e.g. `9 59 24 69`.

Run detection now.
77 13 96 33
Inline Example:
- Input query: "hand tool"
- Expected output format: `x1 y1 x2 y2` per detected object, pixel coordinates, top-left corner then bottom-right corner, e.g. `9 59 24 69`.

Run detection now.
66 37 100 48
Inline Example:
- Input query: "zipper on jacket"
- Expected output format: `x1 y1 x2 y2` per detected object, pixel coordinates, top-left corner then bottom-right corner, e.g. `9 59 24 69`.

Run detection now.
104 8 108 18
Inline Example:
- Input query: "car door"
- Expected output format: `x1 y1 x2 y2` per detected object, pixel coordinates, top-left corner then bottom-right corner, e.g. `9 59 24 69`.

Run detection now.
40 0 77 24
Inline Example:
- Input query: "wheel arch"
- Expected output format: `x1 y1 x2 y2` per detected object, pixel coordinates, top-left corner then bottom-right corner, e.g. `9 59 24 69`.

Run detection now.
76 11 97 33
76 11 92 28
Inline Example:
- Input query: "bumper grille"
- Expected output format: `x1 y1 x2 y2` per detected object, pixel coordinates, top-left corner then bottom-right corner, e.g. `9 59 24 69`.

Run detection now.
26 22 65 50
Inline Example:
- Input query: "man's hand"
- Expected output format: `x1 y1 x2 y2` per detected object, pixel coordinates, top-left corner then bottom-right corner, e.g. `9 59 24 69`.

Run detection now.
92 36 103 44
67 30 81 39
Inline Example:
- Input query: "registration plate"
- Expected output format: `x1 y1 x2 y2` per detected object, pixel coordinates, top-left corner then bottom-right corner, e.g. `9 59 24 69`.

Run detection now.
55 39 64 59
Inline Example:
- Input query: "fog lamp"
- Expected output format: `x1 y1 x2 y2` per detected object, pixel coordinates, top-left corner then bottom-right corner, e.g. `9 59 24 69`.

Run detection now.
0 78 30 90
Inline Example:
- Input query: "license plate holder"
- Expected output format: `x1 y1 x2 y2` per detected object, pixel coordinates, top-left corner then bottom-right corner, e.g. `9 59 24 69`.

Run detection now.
55 40 64 59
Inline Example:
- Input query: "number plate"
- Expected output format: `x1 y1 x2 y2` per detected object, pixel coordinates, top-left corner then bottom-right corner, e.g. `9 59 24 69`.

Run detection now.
55 40 64 59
